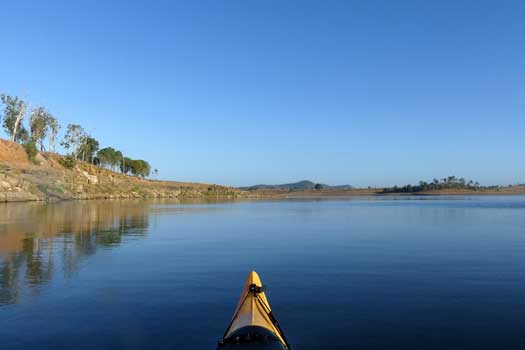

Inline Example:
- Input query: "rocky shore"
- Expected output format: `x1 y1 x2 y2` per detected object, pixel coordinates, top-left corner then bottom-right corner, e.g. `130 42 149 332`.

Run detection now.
0 139 246 202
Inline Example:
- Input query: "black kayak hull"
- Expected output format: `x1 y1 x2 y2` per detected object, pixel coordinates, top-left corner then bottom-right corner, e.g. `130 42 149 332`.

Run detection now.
218 326 287 350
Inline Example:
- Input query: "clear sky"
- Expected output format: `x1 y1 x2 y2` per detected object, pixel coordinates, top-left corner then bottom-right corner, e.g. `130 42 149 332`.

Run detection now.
1 0 524 187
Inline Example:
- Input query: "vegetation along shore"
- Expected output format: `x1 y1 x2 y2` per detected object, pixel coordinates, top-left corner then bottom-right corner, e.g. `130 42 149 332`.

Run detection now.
0 93 242 202
237 180 525 198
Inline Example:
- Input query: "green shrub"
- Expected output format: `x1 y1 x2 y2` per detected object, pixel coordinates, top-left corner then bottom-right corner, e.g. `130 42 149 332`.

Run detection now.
23 141 38 163
59 155 76 169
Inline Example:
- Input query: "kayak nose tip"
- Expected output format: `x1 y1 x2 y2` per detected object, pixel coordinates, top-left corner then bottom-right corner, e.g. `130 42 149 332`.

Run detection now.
247 270 263 286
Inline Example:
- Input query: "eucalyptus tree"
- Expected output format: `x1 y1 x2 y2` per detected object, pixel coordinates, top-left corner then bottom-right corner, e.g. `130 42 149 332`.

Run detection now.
115 150 124 172
29 107 52 151
78 136 99 163
124 159 151 178
28 106 60 152
134 160 151 178
0 94 28 142
47 115 59 152
97 147 120 169
97 147 113 168
61 124 86 158
120 156 133 174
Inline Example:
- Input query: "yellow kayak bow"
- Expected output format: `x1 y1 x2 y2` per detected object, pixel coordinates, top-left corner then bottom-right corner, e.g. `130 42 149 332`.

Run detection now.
218 271 290 350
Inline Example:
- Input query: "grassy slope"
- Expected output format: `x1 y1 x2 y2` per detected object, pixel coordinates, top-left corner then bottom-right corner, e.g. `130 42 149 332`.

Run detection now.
0 140 246 201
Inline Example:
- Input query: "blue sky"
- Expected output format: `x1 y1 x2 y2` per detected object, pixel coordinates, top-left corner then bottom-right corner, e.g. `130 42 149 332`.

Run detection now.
1 0 524 187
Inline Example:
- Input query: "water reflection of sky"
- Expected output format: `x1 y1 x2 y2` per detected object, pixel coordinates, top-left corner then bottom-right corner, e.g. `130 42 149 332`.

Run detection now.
1 197 525 350
2 196 525 306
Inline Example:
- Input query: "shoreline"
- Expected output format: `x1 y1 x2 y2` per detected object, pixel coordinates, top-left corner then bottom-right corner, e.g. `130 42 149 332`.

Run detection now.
3 187 525 204
1 140 523 203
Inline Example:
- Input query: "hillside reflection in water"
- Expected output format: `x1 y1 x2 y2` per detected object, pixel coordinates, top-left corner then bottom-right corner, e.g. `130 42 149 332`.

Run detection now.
0 201 156 304
0 198 241 307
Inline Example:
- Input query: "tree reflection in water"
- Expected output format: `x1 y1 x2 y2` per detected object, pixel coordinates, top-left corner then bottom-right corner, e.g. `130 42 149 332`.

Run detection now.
0 201 150 305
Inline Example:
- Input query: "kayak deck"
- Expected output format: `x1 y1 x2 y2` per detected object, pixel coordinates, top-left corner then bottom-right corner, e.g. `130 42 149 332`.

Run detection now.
218 271 290 349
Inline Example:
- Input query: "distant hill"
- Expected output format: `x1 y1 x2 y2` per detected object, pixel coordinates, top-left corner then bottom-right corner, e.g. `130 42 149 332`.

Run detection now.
239 180 353 191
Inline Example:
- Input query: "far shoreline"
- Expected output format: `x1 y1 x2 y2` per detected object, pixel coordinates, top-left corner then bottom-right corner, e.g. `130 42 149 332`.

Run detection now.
2 188 525 204
2 139 524 204
244 186 525 199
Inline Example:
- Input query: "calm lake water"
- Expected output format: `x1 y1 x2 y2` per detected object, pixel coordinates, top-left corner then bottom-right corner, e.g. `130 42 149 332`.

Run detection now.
1 196 525 349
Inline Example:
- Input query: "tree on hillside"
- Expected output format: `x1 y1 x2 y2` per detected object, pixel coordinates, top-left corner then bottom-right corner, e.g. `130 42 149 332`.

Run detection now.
61 124 86 158
30 107 58 151
115 150 124 172
119 158 150 178
0 94 28 143
97 147 117 169
133 160 150 178
98 147 125 171
120 156 133 174
46 114 59 152
128 159 150 178
78 136 99 163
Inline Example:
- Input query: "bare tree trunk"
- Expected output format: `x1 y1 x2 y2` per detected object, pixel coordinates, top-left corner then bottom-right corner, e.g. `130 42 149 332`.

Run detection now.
49 135 55 153
11 104 26 142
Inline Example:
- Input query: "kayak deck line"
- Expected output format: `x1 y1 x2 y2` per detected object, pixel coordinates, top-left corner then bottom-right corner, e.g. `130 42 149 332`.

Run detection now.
218 271 290 350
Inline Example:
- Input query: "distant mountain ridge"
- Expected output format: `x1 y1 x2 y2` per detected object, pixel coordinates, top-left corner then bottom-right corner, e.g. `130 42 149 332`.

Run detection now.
239 180 353 191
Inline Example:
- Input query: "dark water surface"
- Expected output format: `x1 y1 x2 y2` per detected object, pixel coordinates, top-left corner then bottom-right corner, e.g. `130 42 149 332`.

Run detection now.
1 196 525 349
